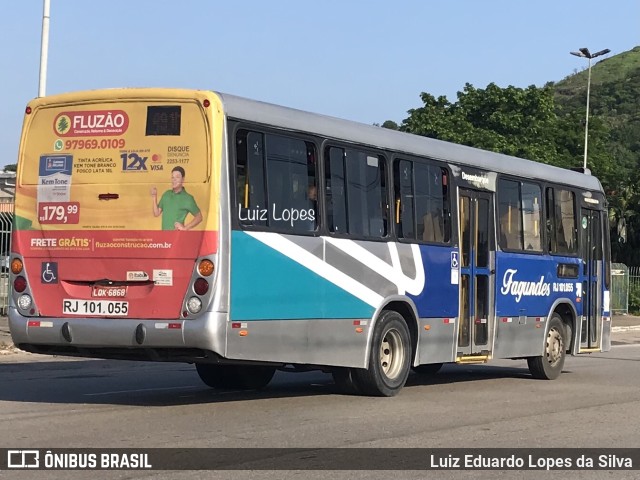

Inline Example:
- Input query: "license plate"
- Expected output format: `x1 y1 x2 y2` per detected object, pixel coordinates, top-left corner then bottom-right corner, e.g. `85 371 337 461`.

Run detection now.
63 299 129 316
92 285 127 298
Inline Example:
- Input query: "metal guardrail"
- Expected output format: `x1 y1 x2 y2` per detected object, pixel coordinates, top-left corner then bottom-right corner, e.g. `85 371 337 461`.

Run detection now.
627 265 640 315
611 263 629 314
0 210 11 315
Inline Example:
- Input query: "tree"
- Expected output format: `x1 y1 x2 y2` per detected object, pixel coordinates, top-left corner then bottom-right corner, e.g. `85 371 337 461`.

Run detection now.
3 164 16 172
381 120 399 130
391 71 637 263
401 83 565 165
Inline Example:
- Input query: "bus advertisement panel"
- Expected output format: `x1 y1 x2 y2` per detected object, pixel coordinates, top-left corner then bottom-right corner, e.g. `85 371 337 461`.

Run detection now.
12 91 220 320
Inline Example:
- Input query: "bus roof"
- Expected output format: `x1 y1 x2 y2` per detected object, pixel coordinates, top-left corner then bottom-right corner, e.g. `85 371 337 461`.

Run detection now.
24 88 603 193
217 92 604 193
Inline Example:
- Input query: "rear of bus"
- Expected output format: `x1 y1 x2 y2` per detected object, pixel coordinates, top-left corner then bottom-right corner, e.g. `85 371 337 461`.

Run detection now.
9 89 222 360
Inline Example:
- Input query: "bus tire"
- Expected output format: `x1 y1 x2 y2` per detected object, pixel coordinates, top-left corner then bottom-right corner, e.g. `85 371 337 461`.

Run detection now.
527 314 566 380
354 310 411 397
412 363 443 375
196 364 275 390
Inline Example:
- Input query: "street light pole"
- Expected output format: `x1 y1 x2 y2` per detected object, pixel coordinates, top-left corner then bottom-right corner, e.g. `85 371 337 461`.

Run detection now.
38 0 51 97
570 47 610 172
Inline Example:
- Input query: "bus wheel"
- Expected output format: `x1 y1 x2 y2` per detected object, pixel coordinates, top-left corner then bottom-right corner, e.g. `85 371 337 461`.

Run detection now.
354 310 411 396
195 364 275 390
527 314 566 380
412 363 443 375
331 368 361 395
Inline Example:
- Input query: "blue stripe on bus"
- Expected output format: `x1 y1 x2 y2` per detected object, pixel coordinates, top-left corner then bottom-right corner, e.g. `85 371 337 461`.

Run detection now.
230 231 375 320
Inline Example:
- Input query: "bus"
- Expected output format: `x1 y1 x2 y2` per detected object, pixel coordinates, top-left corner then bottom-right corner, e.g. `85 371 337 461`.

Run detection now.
9 88 612 396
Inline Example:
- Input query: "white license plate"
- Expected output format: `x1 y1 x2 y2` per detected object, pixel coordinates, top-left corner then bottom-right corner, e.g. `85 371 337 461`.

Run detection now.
92 286 127 298
63 299 129 316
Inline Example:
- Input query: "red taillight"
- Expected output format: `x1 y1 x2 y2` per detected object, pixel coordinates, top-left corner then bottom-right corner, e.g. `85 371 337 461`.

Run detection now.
25 106 32 114
194 278 209 295
14 276 27 293
203 99 210 108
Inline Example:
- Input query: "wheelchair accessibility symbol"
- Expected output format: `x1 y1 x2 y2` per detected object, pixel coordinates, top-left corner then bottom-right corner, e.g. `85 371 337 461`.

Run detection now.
41 262 58 284
451 252 459 269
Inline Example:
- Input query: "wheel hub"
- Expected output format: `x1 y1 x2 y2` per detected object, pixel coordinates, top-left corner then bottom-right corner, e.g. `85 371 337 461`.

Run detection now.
380 328 405 379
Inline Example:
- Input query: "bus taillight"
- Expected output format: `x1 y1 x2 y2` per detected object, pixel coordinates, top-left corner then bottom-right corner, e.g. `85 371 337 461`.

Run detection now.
14 276 27 293
11 258 23 274
17 294 33 311
198 259 214 277
186 297 202 315
194 278 209 296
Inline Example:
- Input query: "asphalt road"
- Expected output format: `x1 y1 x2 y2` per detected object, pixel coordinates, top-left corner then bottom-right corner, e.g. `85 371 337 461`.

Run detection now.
1 342 639 479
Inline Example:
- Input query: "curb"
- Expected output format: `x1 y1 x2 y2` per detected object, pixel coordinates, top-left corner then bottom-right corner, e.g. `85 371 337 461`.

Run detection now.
611 325 640 333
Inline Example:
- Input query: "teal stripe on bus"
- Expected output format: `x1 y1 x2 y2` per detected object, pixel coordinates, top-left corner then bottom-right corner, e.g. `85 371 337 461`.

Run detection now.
230 231 374 320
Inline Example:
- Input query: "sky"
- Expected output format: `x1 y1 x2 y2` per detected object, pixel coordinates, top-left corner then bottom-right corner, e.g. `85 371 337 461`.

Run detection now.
1 0 639 169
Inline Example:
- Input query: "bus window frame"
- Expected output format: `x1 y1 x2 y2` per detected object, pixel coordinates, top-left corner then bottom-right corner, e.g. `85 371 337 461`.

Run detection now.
496 174 545 256
229 122 322 237
322 141 391 243
544 184 580 258
391 154 453 247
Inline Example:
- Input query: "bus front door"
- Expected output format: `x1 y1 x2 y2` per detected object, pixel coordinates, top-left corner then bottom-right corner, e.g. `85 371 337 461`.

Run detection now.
579 208 602 351
458 189 495 359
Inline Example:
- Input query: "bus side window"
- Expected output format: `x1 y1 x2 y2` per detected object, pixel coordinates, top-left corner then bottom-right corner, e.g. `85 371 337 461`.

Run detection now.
325 147 347 233
236 130 318 233
394 160 414 239
498 178 522 250
325 147 387 239
546 187 577 254
236 130 267 227
395 160 449 243
546 187 555 252
422 209 444 242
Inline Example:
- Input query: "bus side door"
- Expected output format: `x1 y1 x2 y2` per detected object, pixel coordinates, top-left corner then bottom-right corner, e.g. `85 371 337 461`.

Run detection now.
579 208 602 350
458 189 495 357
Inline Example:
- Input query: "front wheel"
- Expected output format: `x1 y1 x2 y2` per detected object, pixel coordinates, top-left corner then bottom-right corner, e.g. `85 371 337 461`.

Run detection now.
353 310 411 397
527 314 566 380
195 364 276 390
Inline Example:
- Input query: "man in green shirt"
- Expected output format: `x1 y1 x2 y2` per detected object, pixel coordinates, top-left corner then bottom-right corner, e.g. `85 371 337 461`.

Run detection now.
151 166 203 230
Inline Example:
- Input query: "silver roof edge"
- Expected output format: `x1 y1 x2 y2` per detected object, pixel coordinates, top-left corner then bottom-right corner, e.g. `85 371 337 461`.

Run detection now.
216 92 603 193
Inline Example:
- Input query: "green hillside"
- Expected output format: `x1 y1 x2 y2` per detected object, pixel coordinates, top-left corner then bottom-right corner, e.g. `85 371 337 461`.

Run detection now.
393 46 640 264
553 46 640 176
556 46 640 93
554 46 640 265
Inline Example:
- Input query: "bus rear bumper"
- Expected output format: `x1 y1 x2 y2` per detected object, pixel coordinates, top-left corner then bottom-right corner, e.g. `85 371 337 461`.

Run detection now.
8 307 226 362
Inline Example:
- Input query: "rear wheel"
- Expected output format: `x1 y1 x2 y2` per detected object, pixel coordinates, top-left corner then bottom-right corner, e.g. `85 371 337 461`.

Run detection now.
195 364 276 390
527 314 566 380
354 310 411 397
